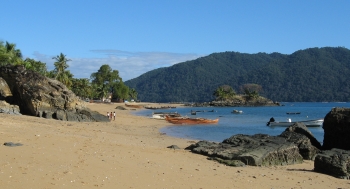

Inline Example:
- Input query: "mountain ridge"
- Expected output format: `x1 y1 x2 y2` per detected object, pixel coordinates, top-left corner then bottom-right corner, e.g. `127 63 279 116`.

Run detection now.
125 47 350 102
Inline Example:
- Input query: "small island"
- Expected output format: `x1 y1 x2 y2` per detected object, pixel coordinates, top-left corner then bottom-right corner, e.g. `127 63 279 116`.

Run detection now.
185 84 280 107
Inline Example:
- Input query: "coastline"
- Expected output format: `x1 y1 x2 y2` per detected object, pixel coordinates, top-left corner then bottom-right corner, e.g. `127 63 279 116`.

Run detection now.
1 102 349 188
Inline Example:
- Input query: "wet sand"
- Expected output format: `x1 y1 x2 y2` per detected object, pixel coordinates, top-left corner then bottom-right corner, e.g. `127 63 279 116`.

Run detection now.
1 103 349 188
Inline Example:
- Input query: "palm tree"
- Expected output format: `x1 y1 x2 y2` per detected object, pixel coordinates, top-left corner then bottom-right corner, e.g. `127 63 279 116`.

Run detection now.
129 88 138 100
0 41 23 65
96 83 109 101
52 53 71 80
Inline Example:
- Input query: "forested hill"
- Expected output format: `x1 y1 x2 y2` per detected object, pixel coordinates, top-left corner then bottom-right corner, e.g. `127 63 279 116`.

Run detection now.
125 47 350 102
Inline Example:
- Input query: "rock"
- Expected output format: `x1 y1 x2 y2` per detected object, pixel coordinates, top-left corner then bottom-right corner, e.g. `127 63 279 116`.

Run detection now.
167 145 181 149
322 108 350 150
0 65 109 122
186 134 303 166
279 122 321 160
314 148 350 179
115 106 127 110
3 142 23 147
0 77 12 99
0 100 21 115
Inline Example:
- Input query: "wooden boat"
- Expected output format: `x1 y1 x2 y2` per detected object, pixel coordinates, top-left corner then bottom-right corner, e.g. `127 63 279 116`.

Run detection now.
267 118 323 127
144 106 176 109
125 103 143 108
165 115 219 124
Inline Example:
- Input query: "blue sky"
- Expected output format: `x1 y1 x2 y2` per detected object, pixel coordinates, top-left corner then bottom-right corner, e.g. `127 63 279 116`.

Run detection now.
1 1 349 81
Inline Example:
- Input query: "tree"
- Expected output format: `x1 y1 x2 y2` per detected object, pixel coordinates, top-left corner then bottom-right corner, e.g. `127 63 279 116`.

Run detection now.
129 88 138 100
240 83 262 100
0 41 23 66
23 58 47 76
71 78 91 99
52 53 71 79
213 85 236 100
91 64 129 100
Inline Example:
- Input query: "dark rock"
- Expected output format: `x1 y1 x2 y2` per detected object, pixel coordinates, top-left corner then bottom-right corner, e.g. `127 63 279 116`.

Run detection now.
314 148 350 179
322 108 350 150
186 134 303 166
115 106 127 110
3 142 23 147
208 157 246 167
0 65 109 122
167 145 181 149
279 122 321 160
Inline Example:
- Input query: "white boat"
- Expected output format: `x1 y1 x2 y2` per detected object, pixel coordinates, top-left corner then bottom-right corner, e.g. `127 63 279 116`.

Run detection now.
151 112 181 120
231 109 243 114
267 118 324 127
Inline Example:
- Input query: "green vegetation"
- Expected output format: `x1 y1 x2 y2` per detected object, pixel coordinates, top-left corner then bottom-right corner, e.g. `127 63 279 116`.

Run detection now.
3 39 350 103
125 47 350 102
0 40 136 102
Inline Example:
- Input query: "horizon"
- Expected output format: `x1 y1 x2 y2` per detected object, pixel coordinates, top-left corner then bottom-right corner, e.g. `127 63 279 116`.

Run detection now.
1 1 349 81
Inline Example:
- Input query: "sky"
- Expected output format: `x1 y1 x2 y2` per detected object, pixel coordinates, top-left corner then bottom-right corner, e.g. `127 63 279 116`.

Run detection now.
1 1 349 81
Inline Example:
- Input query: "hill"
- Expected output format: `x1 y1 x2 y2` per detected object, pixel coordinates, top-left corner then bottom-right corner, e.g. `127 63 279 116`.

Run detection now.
125 47 350 102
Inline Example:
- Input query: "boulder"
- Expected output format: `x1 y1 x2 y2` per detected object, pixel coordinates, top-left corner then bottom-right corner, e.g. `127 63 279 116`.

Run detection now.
279 122 321 160
314 148 350 179
322 107 350 150
186 134 303 166
0 100 21 115
0 65 109 122
0 77 13 101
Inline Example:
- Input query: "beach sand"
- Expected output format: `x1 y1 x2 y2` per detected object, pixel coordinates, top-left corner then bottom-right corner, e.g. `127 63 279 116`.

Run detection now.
1 102 349 189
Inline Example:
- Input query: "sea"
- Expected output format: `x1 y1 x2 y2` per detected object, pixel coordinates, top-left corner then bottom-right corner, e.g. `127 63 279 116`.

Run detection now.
133 102 350 144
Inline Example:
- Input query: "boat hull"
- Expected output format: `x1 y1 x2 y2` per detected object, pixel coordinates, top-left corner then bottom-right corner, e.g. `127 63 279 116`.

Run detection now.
165 116 219 124
268 119 323 127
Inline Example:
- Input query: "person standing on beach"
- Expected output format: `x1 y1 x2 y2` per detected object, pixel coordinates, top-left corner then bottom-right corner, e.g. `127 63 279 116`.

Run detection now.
110 112 112 120
113 111 116 120
107 112 109 118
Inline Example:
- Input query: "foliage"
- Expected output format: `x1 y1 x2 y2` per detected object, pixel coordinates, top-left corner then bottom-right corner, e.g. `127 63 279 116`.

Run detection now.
0 41 23 66
52 53 71 79
23 58 47 76
125 47 350 102
129 88 138 100
71 78 91 99
240 84 262 100
90 64 129 100
213 85 236 100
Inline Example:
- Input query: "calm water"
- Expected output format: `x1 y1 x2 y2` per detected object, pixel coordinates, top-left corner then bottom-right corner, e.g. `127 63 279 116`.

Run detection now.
133 102 350 144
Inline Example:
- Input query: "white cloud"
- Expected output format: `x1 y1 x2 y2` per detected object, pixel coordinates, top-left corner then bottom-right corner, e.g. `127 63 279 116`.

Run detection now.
32 50 204 81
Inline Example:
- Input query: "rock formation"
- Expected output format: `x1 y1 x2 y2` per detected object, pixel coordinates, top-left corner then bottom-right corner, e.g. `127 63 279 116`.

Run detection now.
322 107 350 150
0 65 109 122
186 134 304 167
279 122 321 160
311 107 350 179
314 148 350 179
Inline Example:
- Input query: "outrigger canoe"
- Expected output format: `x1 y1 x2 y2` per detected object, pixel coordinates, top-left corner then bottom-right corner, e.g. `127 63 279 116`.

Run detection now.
165 115 219 124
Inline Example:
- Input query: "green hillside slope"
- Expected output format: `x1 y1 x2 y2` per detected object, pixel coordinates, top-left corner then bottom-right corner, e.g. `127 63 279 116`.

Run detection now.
125 47 350 102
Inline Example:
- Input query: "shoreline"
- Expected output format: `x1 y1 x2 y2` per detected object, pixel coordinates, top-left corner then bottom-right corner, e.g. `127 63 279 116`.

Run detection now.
1 102 349 188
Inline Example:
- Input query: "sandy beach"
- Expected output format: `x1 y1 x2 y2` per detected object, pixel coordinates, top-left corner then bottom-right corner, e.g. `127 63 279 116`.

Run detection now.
1 102 349 189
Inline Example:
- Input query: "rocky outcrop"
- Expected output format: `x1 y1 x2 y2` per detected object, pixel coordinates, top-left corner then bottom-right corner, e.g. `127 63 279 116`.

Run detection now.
279 122 321 160
322 107 350 150
185 134 303 167
185 98 280 107
0 65 109 122
0 100 21 115
314 148 350 179
0 77 12 101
